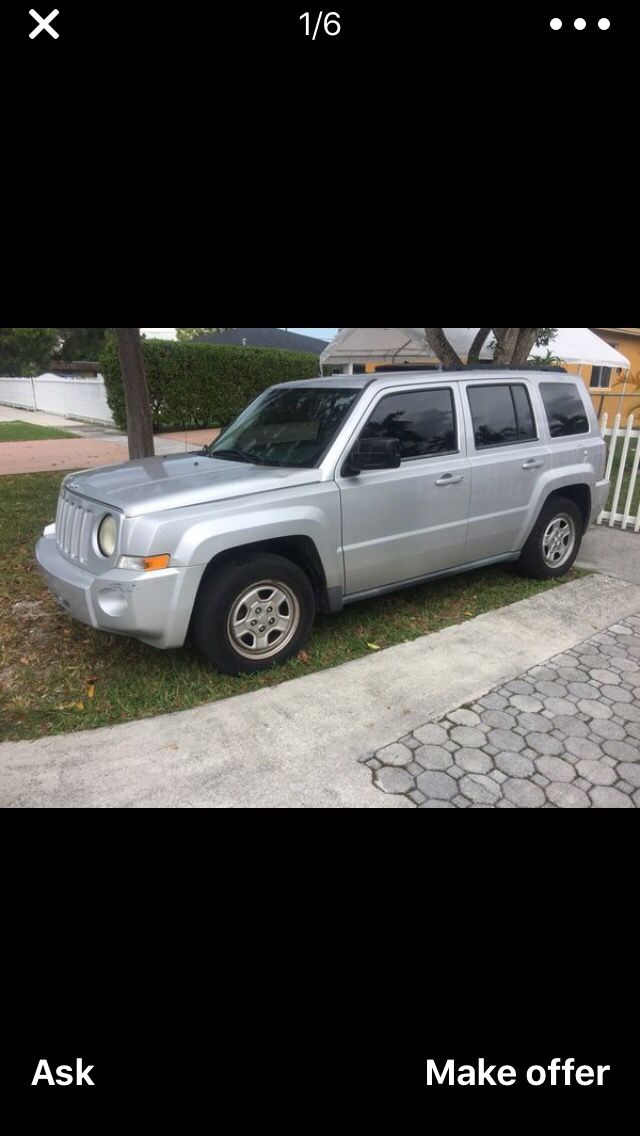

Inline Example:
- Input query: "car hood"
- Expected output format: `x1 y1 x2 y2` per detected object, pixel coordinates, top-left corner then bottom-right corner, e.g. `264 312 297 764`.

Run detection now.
64 454 323 517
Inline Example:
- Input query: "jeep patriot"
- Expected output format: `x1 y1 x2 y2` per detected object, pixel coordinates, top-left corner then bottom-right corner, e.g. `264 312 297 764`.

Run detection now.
36 370 609 673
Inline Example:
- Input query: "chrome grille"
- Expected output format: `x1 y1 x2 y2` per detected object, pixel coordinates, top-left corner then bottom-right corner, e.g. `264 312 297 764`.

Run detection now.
55 491 93 563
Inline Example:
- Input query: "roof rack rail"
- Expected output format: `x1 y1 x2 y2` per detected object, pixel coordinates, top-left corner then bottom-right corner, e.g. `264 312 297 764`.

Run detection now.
440 363 567 373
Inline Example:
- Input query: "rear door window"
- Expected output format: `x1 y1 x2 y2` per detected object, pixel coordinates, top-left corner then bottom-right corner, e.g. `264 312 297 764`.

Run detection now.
540 383 590 437
467 384 538 449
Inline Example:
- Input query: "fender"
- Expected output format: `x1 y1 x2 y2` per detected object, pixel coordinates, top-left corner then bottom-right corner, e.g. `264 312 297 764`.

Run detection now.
515 465 592 549
125 482 345 594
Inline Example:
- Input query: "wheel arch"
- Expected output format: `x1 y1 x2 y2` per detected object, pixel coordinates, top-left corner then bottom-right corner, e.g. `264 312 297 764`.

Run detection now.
192 536 342 618
541 484 592 534
521 482 592 550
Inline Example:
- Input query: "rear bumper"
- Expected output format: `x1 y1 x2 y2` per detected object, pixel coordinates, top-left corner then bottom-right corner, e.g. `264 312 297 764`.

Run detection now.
591 479 610 523
36 533 203 649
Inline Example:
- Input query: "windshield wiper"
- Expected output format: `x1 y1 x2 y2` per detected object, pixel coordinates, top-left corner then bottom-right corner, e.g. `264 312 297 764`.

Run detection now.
208 448 266 466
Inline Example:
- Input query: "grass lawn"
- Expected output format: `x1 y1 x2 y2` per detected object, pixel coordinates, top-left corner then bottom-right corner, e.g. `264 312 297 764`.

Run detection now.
0 421 77 442
0 471 586 743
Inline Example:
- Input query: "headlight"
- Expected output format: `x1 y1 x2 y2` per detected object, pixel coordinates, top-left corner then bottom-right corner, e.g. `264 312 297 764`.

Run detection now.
97 514 118 557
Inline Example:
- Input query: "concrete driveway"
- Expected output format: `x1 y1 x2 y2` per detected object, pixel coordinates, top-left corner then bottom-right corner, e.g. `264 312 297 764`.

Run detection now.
578 525 640 585
1 573 639 808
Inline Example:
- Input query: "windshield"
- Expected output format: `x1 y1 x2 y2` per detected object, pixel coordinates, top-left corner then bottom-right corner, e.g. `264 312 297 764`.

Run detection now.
206 386 361 468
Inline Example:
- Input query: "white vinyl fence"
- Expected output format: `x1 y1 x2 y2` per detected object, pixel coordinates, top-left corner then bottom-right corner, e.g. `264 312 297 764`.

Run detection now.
0 374 115 426
598 413 640 531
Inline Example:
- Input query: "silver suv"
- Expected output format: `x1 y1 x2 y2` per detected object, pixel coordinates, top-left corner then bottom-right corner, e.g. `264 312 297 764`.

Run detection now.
36 370 609 674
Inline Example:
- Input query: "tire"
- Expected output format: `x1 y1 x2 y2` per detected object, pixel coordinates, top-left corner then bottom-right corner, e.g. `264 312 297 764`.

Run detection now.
518 497 583 580
191 553 316 674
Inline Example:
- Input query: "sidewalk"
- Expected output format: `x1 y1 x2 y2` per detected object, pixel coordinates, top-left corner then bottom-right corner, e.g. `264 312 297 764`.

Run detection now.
0 406 220 474
1 574 639 808
0 407 88 430
0 438 135 474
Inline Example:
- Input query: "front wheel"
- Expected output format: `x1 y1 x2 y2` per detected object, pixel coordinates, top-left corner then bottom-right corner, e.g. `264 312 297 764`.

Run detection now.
518 497 583 580
192 553 316 674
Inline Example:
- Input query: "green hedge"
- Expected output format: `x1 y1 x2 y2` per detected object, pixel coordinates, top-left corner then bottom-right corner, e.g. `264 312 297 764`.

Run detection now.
100 338 320 432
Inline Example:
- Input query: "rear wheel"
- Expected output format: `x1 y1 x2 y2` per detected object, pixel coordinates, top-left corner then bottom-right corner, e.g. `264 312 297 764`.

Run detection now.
518 497 583 580
192 553 316 674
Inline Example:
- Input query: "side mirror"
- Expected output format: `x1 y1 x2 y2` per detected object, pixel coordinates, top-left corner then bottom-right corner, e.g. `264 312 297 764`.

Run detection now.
344 437 401 476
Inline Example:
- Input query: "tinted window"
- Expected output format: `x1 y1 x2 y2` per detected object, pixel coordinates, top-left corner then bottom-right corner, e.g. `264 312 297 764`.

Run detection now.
512 385 537 440
468 384 539 448
361 389 457 459
468 385 517 448
540 383 590 438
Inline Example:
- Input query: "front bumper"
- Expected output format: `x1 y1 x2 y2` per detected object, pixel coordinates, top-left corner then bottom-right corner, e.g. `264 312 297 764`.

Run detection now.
36 533 203 649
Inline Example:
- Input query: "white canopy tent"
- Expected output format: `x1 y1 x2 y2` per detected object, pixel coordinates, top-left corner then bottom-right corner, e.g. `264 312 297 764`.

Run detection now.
529 328 629 369
320 328 630 371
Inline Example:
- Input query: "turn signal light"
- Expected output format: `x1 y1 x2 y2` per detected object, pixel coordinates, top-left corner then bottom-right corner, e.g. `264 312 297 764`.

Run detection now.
141 555 171 571
118 554 171 572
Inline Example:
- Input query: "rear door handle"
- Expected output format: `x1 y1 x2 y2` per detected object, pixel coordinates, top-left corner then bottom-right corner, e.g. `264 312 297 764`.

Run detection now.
522 459 544 470
436 474 464 486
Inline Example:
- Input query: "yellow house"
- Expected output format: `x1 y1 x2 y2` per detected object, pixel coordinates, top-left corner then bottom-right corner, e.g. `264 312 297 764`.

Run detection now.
585 329 640 424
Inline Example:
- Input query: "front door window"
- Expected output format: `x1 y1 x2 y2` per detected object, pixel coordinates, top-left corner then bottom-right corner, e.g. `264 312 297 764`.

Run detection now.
359 388 458 460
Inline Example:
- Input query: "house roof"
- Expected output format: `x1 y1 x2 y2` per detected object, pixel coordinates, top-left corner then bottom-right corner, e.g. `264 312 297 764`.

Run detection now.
321 328 630 370
195 328 329 355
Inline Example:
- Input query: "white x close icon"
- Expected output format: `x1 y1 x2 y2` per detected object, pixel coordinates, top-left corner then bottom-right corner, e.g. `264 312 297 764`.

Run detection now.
29 8 60 39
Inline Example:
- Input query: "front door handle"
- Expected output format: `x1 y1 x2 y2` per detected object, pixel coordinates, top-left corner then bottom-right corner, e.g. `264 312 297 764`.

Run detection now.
522 459 544 470
436 474 464 486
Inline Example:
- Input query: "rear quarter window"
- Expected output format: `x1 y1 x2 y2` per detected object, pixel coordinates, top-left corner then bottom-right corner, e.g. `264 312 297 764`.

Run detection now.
540 382 590 438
